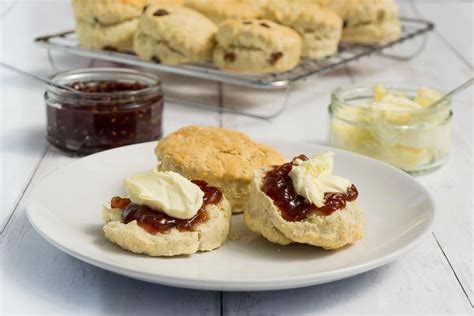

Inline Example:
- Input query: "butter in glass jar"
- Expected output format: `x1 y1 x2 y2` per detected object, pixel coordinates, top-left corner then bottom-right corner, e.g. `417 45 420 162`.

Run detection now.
45 68 164 155
329 84 452 174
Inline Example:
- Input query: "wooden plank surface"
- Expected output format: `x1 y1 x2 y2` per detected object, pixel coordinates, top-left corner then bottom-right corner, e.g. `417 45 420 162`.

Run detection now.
1 0 472 314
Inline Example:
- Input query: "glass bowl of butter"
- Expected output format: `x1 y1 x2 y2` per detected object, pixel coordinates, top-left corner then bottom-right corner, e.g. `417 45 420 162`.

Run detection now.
329 84 452 174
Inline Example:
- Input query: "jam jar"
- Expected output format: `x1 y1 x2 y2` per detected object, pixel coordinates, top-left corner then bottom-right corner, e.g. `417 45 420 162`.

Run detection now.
329 84 452 174
45 68 163 155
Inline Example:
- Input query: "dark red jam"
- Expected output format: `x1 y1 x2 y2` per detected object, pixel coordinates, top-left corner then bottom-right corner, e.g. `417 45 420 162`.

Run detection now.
262 155 358 221
110 180 222 234
46 80 163 155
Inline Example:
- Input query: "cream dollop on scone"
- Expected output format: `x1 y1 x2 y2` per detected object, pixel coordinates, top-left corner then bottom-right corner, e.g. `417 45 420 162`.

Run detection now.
134 5 217 64
155 126 285 214
71 0 148 52
103 169 231 256
245 152 364 250
213 19 302 73
264 1 342 59
339 0 401 44
185 0 261 24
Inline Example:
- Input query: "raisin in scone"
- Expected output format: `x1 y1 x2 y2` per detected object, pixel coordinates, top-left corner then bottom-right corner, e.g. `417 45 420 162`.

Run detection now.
185 0 260 24
134 5 217 64
245 152 364 250
155 126 285 214
213 19 302 73
71 0 147 52
103 170 231 257
341 0 401 43
264 1 342 59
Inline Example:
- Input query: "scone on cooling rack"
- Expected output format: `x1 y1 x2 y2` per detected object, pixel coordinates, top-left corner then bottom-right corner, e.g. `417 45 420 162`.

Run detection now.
339 0 402 44
71 0 148 52
264 0 342 59
245 152 364 250
185 0 261 24
213 19 302 73
103 169 231 256
134 5 217 64
155 126 285 214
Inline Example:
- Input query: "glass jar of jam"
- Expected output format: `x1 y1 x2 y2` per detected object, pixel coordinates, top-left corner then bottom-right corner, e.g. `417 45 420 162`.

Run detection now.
45 68 164 155
328 84 452 174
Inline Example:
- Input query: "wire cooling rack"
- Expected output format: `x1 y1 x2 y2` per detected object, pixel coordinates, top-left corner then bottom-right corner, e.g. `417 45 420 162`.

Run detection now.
35 17 434 118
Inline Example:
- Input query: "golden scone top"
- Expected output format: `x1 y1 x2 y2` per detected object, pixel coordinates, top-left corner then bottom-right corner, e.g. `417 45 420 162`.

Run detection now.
72 0 149 24
185 0 260 23
265 1 342 29
216 19 302 52
155 126 285 181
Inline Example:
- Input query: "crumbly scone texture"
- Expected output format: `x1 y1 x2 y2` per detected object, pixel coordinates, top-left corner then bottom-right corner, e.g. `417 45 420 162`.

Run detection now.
341 0 401 43
75 18 138 52
71 0 148 24
185 0 260 24
103 197 231 256
245 167 365 250
149 0 184 5
155 126 285 213
213 19 302 73
133 4 217 64
264 1 342 59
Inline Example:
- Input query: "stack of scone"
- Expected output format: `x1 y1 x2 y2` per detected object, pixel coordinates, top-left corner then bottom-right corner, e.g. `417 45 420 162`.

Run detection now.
103 126 365 257
71 0 402 73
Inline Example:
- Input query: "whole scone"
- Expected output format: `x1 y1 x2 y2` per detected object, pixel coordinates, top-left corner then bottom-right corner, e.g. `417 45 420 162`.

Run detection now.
185 0 260 24
103 196 231 256
75 19 139 52
155 126 285 214
264 1 342 59
72 0 146 52
134 5 217 64
245 166 365 250
213 19 302 73
340 0 402 43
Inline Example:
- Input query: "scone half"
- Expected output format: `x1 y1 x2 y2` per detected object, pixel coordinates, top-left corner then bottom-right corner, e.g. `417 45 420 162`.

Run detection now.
246 166 365 250
155 126 285 214
103 195 231 257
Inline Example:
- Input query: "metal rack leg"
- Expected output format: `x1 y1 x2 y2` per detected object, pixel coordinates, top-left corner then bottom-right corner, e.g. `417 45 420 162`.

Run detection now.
165 84 292 120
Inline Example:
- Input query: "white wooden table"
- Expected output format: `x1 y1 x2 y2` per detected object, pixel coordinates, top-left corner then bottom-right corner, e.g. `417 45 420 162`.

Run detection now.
1 1 472 314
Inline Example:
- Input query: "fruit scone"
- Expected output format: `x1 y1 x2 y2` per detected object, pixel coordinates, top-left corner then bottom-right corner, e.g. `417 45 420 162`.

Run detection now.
71 0 148 52
245 152 364 250
264 0 342 59
155 126 285 214
185 0 261 24
339 0 402 44
134 4 217 64
213 19 302 73
103 169 231 256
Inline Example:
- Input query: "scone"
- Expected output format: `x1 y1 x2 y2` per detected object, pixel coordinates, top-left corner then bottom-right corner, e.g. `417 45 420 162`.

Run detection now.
213 19 302 73
71 0 146 52
103 170 231 256
134 5 217 64
264 1 342 59
245 153 364 250
149 0 184 4
185 0 260 24
340 0 402 44
155 126 285 214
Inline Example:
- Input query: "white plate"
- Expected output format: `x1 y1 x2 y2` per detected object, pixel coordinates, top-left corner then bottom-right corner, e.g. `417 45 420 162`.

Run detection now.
27 141 435 291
